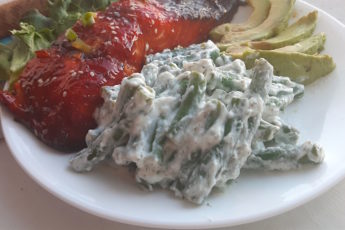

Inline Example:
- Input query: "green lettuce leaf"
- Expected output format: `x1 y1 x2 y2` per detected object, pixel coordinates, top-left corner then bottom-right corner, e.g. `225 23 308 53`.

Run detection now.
0 0 118 84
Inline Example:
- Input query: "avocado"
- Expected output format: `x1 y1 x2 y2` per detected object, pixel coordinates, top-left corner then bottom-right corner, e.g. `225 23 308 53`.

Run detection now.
210 0 271 41
220 43 253 58
238 49 335 85
220 0 296 44
274 33 326 54
249 11 318 50
221 33 326 57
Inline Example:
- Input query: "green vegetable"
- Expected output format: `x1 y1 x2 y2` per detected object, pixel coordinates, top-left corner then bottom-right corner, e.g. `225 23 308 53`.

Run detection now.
0 0 118 84
71 39 93 53
81 12 97 27
0 23 54 84
65 28 78 41
22 9 55 31
71 75 154 172
169 72 206 134
65 28 93 53
245 142 324 170
69 41 325 204
204 100 222 130
255 120 280 142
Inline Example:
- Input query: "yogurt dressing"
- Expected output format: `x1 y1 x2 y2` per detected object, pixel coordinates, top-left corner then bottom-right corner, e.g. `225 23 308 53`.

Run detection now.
70 41 324 204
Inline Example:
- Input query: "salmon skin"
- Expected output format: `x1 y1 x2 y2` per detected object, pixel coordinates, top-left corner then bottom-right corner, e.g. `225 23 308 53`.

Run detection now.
0 0 240 151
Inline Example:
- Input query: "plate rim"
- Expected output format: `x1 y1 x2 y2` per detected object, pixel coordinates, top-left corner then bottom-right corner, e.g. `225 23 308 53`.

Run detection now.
2 1 345 229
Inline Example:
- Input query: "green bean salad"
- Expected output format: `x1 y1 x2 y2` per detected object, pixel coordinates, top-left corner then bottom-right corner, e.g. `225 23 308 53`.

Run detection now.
70 41 324 204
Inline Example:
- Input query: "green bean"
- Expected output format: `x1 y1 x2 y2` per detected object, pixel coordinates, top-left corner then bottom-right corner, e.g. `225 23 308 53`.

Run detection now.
255 120 280 142
71 75 154 172
204 100 222 131
70 41 324 204
169 72 206 134
245 142 324 171
249 59 273 99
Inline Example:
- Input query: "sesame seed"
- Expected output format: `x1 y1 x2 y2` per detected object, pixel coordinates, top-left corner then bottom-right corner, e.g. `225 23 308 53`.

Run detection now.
112 31 117 35
90 72 95 77
37 78 44 85
172 29 175 33
63 91 67 97
145 43 149 52
154 28 158 34
101 30 107 33
123 18 129 24
78 71 84 74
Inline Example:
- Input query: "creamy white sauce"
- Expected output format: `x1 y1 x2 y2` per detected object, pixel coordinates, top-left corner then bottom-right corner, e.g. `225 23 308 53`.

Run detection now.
70 41 324 204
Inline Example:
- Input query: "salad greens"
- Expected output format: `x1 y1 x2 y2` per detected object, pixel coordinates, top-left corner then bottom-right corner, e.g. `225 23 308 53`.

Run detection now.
0 0 118 84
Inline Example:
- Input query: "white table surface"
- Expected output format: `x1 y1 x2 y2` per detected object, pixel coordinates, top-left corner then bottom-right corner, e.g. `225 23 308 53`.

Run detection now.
1 0 345 229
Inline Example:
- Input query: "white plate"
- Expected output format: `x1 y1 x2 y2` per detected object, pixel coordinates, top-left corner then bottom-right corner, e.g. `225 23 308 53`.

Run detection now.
2 1 345 229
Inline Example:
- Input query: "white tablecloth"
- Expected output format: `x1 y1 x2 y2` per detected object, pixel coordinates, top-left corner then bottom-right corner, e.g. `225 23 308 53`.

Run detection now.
1 1 345 229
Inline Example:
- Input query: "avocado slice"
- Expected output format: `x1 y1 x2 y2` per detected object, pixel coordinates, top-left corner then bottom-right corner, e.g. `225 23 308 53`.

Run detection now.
220 43 253 58
249 11 318 50
238 49 336 85
220 32 326 57
210 0 271 41
220 0 296 44
274 33 326 54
